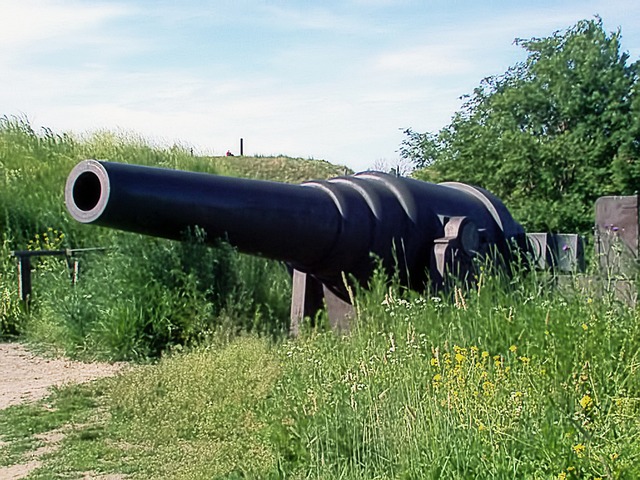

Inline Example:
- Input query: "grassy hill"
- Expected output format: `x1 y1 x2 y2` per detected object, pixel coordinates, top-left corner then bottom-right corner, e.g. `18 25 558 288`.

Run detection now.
0 116 639 478
0 117 348 350
214 154 351 183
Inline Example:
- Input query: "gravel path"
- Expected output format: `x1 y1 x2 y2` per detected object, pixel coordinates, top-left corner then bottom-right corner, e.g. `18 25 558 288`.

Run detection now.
0 343 126 410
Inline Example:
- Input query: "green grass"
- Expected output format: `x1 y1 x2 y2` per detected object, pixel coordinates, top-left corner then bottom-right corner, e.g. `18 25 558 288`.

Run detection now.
0 338 281 479
1 115 638 478
0 382 109 473
0 115 345 357
213 154 351 183
1 273 638 479
264 271 640 478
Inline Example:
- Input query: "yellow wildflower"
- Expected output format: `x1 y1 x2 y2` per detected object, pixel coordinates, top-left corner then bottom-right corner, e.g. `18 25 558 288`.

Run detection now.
509 345 517 353
573 443 586 457
557 472 567 480
579 394 593 410
493 355 502 367
482 381 494 395
581 323 588 331
443 353 452 365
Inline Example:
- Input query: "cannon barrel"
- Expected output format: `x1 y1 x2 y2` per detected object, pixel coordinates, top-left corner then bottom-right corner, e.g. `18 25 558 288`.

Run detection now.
65 160 527 328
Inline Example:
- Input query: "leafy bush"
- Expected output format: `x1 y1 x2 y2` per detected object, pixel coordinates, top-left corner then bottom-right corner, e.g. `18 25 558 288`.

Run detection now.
403 19 639 233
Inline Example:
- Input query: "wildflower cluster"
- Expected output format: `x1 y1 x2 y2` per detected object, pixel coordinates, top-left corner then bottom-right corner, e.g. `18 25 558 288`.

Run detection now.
27 227 66 274
381 288 444 318
572 364 599 433
555 361 630 478
428 343 534 437
0 159 22 185
0 240 23 332
27 227 65 251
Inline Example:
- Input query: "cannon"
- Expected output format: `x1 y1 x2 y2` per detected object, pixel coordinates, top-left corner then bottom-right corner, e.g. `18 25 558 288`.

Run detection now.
65 160 528 331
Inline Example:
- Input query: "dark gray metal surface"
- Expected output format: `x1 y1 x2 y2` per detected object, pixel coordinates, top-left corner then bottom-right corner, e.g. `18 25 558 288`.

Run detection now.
65 160 528 327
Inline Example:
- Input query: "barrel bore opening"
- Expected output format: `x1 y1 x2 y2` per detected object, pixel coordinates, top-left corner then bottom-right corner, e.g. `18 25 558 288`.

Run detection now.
72 172 102 211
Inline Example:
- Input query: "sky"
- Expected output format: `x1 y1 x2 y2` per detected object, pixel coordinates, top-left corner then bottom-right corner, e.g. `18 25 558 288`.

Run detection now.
1 0 639 172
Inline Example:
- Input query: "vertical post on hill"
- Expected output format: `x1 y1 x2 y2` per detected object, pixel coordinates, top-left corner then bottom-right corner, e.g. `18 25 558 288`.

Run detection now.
240 138 244 156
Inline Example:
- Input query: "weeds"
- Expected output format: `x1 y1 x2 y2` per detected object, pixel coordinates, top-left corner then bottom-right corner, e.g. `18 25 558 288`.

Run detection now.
1 267 638 478
0 236 24 336
1 116 638 478
0 116 319 355
266 273 640 478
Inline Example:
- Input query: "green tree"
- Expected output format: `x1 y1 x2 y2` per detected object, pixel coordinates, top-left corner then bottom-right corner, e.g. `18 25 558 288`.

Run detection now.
403 18 639 233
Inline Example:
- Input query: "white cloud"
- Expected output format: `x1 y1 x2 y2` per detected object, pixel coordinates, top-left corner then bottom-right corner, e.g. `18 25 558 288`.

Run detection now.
262 4 380 34
374 45 474 77
0 0 143 74
0 0 130 47
1 0 638 174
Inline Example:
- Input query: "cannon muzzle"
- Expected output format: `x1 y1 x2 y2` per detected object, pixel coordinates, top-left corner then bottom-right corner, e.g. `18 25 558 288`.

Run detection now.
66 160 527 330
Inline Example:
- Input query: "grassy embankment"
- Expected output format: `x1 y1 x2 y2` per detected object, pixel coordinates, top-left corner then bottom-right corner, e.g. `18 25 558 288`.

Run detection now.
0 117 345 357
0 117 639 478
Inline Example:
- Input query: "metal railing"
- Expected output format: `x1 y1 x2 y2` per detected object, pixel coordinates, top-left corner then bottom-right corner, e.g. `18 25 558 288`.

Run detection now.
10 247 107 305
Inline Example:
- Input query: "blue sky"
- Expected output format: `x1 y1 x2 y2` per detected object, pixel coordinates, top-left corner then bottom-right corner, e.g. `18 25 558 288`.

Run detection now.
1 0 638 172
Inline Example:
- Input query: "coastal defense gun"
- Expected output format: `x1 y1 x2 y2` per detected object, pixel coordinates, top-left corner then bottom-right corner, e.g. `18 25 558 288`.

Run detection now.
65 160 527 331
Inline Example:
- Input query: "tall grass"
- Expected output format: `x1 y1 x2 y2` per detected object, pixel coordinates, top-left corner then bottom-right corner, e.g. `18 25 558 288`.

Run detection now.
1 115 638 478
108 337 281 478
0 234 25 336
41 270 631 479
0 115 341 358
263 270 640 478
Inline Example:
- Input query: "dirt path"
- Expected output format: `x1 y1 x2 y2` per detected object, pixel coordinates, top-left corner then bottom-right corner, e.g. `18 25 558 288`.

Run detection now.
0 343 129 479
0 343 126 410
